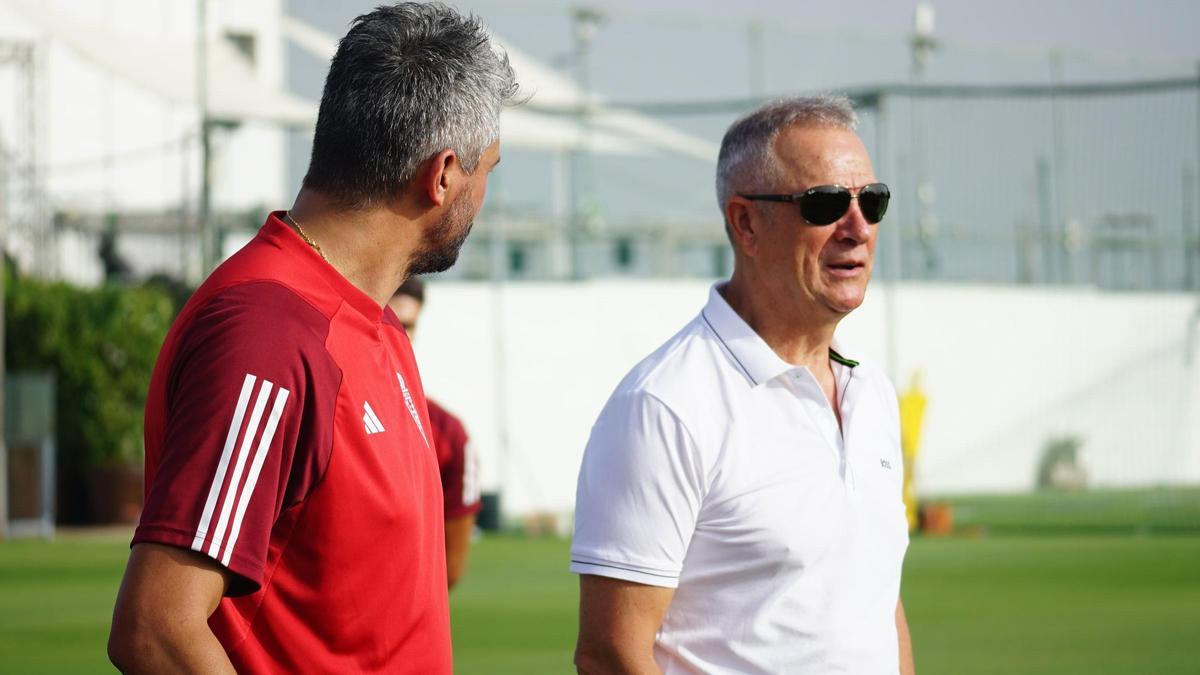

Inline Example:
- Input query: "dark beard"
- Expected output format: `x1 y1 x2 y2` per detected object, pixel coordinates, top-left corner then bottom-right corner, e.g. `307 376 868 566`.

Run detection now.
408 189 475 275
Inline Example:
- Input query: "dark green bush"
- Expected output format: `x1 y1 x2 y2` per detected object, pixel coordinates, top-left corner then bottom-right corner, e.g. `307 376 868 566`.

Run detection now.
5 264 174 468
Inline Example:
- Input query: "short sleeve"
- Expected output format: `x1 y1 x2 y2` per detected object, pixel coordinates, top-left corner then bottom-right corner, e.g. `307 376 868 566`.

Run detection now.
431 403 481 519
570 391 705 589
133 282 339 596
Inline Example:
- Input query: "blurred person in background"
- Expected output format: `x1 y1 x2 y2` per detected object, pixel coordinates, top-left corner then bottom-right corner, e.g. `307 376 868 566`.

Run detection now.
108 4 515 673
571 96 913 674
390 276 482 589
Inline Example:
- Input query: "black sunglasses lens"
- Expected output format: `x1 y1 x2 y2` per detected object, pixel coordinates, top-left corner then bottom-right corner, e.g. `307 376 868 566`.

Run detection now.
799 187 851 225
858 183 890 224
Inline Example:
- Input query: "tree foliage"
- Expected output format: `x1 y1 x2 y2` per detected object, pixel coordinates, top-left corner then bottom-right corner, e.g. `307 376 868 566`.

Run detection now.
5 264 174 467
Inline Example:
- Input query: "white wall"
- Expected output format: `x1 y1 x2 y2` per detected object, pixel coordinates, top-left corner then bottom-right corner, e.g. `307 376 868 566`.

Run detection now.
411 280 1200 517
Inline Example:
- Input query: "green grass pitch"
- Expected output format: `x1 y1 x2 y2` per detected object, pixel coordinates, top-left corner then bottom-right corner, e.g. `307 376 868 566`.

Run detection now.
2 507 1198 673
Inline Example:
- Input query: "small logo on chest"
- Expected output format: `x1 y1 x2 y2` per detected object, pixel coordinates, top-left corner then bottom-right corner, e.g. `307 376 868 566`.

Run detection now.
362 401 386 435
880 458 893 470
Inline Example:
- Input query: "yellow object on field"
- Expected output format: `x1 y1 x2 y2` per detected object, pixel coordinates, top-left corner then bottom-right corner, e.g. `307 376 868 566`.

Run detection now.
899 372 927 532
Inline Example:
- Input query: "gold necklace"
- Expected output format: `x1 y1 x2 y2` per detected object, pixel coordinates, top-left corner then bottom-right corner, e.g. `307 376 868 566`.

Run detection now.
286 211 329 263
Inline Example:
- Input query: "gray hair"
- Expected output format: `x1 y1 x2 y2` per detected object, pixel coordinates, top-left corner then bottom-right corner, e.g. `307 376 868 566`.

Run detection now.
715 95 858 223
303 2 519 208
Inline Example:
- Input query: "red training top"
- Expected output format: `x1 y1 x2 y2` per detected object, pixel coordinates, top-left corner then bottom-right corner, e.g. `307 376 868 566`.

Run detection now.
134 212 452 674
427 400 481 520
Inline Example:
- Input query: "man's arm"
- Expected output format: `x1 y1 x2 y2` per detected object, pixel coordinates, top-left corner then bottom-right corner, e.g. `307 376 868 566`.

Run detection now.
444 513 476 588
108 543 235 674
897 599 915 675
575 575 674 675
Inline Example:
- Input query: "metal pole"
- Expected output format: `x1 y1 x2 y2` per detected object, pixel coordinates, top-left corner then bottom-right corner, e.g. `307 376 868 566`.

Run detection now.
486 172 512 525
910 3 938 277
1194 60 1200 292
1184 164 1195 290
569 7 602 281
746 19 765 98
197 0 214 274
1036 157 1055 283
876 93 901 384
1049 50 1072 284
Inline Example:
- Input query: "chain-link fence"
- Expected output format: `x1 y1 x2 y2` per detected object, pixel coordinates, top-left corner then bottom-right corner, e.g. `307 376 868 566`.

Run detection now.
2 3 1198 290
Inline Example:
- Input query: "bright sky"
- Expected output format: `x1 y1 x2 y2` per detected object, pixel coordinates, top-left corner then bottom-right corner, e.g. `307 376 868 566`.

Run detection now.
523 0 1200 63
289 0 1200 108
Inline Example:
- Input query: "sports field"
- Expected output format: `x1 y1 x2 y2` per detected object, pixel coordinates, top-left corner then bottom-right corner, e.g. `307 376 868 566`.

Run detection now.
2 490 1199 674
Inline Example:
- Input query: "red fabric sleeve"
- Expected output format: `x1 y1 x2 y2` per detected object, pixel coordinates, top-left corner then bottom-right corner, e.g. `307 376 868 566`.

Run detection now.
428 401 481 519
134 282 339 596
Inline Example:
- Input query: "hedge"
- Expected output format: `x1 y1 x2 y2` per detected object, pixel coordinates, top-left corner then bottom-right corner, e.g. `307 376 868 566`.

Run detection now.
4 264 175 468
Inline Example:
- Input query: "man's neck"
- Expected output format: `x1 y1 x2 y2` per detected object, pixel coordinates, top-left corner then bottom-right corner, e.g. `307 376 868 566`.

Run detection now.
287 190 425 308
721 273 840 371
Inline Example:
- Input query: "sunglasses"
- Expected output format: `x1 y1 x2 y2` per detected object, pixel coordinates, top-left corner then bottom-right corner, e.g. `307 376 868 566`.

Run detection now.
740 182 890 225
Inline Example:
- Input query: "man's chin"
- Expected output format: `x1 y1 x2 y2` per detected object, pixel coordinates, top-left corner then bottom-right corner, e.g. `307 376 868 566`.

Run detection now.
823 291 867 316
409 220 474 275
408 247 462 276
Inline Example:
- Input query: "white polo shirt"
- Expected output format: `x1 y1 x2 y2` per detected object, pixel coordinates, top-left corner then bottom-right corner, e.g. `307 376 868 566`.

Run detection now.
571 283 909 674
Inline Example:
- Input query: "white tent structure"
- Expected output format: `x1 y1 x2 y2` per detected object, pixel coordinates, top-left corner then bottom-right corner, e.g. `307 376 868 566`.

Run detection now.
0 0 722 285
2 0 667 156
279 15 718 160
2 0 312 127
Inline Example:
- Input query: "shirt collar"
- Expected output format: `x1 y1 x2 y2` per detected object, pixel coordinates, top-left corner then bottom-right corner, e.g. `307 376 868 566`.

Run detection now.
261 211 386 323
700 282 860 387
830 338 861 368
700 283 795 386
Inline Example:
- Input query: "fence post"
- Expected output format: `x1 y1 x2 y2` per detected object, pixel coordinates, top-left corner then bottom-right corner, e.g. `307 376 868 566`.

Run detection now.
0 285 6 542
1194 61 1200 291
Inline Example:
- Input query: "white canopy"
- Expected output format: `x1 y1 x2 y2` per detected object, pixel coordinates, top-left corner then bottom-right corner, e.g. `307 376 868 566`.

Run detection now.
2 1 715 158
281 15 718 161
493 33 718 162
3 0 317 127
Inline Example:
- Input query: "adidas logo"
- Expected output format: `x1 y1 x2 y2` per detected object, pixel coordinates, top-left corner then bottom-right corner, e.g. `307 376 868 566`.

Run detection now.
362 401 385 435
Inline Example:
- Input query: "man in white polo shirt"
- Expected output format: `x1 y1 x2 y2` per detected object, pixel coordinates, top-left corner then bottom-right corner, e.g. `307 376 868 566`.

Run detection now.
571 96 914 674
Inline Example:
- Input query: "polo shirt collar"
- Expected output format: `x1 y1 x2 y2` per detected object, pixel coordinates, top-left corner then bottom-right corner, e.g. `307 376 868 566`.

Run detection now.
262 211 386 322
701 282 860 387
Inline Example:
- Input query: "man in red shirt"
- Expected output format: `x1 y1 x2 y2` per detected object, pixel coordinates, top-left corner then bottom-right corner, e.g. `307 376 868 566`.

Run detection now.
107 4 516 673
389 276 482 589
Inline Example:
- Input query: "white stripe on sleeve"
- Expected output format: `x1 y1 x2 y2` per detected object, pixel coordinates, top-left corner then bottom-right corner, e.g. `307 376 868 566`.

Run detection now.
221 386 290 566
192 374 257 553
207 379 274 559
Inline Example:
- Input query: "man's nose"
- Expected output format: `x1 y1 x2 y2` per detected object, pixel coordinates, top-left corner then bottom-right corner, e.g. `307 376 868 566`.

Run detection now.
835 199 872 243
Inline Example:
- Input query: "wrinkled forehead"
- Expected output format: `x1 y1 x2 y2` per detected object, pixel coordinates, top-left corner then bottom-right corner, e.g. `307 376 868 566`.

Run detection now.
771 125 874 189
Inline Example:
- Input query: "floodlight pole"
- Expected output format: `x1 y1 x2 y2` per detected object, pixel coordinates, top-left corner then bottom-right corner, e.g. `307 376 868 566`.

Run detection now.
197 0 215 275
910 2 938 277
746 20 765 98
1189 61 1200 365
486 173 513 523
876 93 902 385
1049 50 1072 285
1194 60 1200 295
568 7 603 281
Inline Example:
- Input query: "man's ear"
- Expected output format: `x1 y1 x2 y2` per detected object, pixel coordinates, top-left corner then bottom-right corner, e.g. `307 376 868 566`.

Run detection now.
725 196 760 257
420 149 458 207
